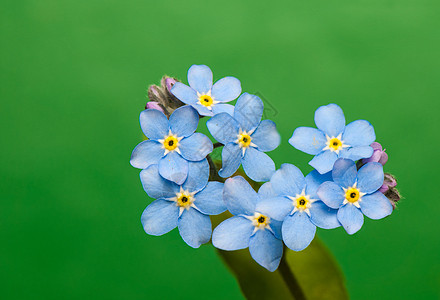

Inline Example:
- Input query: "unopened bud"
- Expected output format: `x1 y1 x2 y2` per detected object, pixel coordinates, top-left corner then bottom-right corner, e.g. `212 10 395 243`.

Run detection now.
362 142 388 166
145 101 165 113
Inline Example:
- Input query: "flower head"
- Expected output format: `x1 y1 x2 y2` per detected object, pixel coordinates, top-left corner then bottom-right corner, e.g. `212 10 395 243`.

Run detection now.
289 104 376 174
171 65 242 116
361 142 388 166
206 93 280 182
212 176 283 272
130 105 213 184
140 159 226 248
317 158 393 234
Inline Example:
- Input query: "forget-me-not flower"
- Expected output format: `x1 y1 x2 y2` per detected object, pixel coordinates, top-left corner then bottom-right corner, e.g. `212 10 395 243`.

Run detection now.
130 105 213 185
256 164 340 251
206 93 280 182
289 104 376 174
140 159 226 248
212 176 283 272
171 65 241 116
317 158 393 235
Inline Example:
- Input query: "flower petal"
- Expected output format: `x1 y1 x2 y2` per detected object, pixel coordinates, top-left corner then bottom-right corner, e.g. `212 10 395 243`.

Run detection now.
332 158 357 188
192 103 214 117
357 162 384 194
314 103 345 137
360 192 393 220
211 76 242 102
304 170 332 198
223 176 258 216
282 212 316 251
130 140 164 169
218 143 242 178
140 165 179 199
337 204 364 234
179 133 213 161
309 150 338 174
212 216 253 250
317 181 345 209
258 182 276 198
170 82 198 105
289 127 326 155
141 199 179 235
270 163 305 197
169 105 199 137
194 182 226 215
187 64 213 94
309 201 340 229
255 196 293 221
158 152 189 185
249 229 283 272
342 120 375 147
140 109 169 140
242 147 276 182
182 159 209 193
178 208 212 248
234 93 263 132
251 120 281 152
212 103 234 116
339 146 374 161
206 113 240 144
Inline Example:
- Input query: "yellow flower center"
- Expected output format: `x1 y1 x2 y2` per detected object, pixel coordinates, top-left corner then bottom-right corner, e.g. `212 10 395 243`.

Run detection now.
199 94 214 107
163 135 179 151
296 196 309 209
238 133 252 148
345 187 360 203
328 137 343 151
251 212 270 229
177 193 193 208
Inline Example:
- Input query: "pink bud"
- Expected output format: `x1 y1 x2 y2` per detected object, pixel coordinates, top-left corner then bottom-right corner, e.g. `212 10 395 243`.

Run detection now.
145 101 165 113
362 142 388 166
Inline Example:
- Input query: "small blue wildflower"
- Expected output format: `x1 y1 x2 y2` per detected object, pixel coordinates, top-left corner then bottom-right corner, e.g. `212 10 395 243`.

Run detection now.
130 105 213 185
140 159 226 248
212 176 283 272
256 164 340 251
171 65 242 116
289 103 376 174
206 93 280 182
317 158 393 235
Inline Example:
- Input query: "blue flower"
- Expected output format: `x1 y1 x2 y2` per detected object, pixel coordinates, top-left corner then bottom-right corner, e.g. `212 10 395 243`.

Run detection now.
289 103 376 174
317 158 393 235
256 164 340 251
130 105 213 185
206 93 280 182
140 159 226 248
171 65 242 116
212 176 283 272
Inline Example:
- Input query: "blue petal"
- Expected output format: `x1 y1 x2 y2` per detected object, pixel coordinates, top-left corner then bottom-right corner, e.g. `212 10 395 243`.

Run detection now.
212 216 253 250
141 200 179 235
251 120 281 152
309 201 340 229
289 127 326 155
234 93 263 132
359 192 393 220
206 113 240 144
314 103 345 137
187 64 213 94
169 105 199 137
255 196 293 221
242 147 275 182
170 82 198 105
317 181 345 209
270 163 305 197
158 152 189 185
258 182 276 198
192 103 214 117
304 170 332 198
357 162 384 194
130 140 164 169
309 150 338 174
178 208 212 248
212 103 234 116
140 165 179 199
194 182 226 215
342 120 375 147
179 133 213 161
332 158 357 188
339 146 374 161
140 109 169 140
282 212 316 251
218 143 242 178
337 204 364 235
182 159 209 193
268 219 283 240
223 176 258 216
211 76 242 102
249 229 283 272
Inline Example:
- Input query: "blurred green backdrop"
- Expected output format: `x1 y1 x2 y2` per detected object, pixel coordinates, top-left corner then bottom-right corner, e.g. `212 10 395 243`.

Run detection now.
1 0 439 299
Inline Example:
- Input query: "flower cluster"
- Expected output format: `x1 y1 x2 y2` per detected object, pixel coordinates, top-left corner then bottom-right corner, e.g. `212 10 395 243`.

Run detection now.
130 65 399 272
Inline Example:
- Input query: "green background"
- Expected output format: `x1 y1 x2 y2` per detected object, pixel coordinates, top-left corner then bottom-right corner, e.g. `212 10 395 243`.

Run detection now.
1 0 439 299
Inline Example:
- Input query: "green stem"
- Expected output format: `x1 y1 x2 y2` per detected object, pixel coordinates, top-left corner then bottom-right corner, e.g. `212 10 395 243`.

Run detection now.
206 154 224 182
278 254 307 300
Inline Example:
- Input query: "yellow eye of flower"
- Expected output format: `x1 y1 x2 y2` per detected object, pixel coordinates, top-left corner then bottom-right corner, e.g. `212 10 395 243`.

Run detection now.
328 137 342 150
163 136 179 151
238 133 252 148
250 212 270 229
345 187 360 203
296 196 308 209
177 193 193 208
199 94 213 107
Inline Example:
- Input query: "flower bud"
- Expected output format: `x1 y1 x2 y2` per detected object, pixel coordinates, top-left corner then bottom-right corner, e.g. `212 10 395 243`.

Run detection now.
362 142 388 166
379 173 397 193
145 101 165 113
